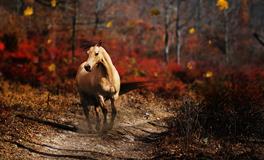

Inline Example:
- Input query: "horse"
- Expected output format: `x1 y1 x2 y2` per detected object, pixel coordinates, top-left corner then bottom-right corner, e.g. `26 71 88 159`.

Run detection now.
76 44 120 131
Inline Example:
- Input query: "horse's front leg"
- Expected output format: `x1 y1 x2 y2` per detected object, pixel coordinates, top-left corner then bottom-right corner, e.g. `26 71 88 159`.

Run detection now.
101 78 116 94
80 96 92 129
94 106 101 131
109 98 117 129
98 95 108 131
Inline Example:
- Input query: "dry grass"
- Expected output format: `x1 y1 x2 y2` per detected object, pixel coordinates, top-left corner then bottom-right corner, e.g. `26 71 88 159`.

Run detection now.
158 73 264 159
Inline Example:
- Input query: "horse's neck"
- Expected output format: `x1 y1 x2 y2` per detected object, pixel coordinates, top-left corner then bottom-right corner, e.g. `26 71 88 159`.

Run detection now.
101 52 115 83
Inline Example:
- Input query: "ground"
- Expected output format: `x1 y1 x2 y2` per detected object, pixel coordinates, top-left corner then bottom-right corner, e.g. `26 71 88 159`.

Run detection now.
0 81 178 159
0 80 264 160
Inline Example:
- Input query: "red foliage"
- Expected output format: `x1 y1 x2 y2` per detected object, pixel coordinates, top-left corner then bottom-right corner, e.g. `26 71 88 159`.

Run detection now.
195 69 264 137
1 33 263 97
2 34 263 97
167 61 182 73
186 34 199 52
0 42 5 51
138 58 161 76
0 36 188 94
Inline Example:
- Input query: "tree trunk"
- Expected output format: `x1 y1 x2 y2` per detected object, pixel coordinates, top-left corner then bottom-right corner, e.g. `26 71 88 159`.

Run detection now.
176 29 181 65
164 4 170 63
196 0 202 34
175 0 181 65
194 0 202 59
93 13 99 35
71 16 76 62
71 0 78 62
93 0 101 35
49 10 58 49
16 0 23 15
224 11 230 63
164 29 169 63
239 0 249 27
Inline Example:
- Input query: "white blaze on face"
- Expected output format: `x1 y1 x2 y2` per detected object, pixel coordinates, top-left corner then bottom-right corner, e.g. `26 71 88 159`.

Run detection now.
94 46 99 54
86 46 100 71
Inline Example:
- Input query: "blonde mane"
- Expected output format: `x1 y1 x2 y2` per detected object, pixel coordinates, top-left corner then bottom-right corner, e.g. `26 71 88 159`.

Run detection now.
99 47 116 84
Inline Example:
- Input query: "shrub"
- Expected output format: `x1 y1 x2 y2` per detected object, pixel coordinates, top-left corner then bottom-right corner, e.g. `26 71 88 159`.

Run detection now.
196 71 264 138
1 33 18 52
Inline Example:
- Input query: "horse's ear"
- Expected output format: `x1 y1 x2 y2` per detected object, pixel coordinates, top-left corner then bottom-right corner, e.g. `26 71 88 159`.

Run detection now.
97 40 102 47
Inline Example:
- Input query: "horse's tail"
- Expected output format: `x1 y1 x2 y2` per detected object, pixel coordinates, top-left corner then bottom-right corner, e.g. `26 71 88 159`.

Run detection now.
119 81 152 95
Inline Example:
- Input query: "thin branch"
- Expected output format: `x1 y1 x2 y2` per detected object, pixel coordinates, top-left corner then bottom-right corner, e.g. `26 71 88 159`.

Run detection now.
254 33 264 47
35 0 75 12
179 6 195 28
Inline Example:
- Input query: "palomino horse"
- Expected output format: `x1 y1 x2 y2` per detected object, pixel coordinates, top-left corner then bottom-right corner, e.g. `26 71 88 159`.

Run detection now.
76 44 120 131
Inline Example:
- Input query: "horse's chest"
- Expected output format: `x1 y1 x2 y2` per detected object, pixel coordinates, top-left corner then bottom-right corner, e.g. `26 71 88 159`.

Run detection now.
85 75 113 94
97 77 115 94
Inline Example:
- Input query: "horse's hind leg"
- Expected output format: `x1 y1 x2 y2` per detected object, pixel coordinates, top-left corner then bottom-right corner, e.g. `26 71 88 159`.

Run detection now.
109 98 117 129
94 106 101 131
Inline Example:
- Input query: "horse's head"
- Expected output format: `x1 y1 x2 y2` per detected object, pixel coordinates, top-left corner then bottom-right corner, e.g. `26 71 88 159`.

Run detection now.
84 44 105 72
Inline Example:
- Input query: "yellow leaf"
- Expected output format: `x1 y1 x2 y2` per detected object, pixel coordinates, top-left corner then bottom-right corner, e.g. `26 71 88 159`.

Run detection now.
127 20 136 27
47 39 52 44
188 27 196 34
51 0 57 7
150 8 160 16
48 63 56 72
216 0 229 11
186 61 195 70
204 71 213 78
106 21 113 28
24 6 33 16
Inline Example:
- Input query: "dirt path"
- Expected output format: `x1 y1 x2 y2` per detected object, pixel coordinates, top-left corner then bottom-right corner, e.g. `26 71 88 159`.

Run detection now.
0 83 178 159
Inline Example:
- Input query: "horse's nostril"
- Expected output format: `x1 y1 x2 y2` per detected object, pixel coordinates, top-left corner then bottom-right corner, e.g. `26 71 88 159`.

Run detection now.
84 65 91 72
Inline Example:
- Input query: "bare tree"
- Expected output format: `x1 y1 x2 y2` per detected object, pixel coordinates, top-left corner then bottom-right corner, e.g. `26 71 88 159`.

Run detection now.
254 33 264 47
173 0 195 65
71 0 79 62
93 0 101 35
163 0 174 63
175 0 182 65
223 0 239 63
91 0 114 35
195 0 203 34
160 0 195 64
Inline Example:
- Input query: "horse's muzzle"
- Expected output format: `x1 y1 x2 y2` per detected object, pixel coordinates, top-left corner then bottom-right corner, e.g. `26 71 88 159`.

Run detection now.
84 65 92 72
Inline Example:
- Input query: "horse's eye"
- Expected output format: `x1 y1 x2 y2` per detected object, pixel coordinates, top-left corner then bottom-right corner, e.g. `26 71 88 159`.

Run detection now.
95 52 99 56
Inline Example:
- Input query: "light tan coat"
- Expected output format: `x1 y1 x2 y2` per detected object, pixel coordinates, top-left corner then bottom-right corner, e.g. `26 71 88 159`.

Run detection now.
76 45 120 131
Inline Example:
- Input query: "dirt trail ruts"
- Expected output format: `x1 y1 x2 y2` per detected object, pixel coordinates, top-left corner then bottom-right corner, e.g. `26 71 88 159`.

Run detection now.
0 88 178 159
